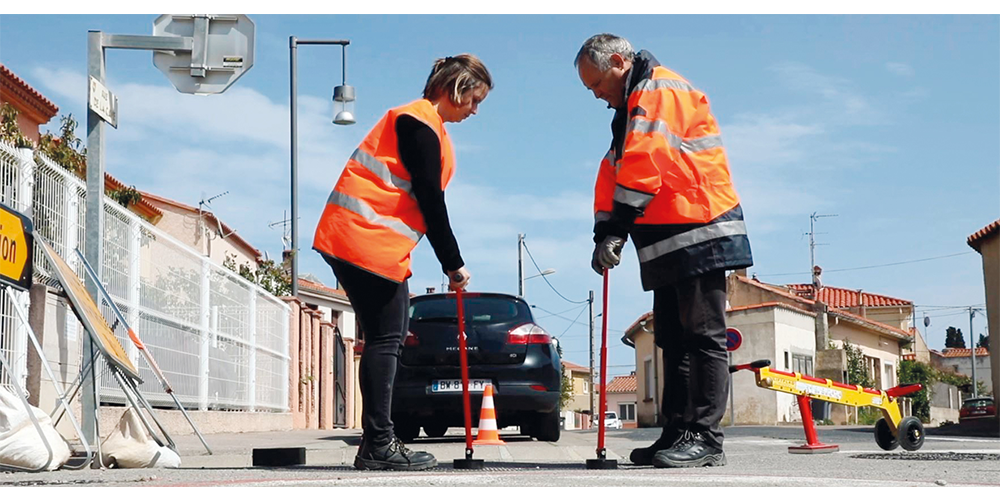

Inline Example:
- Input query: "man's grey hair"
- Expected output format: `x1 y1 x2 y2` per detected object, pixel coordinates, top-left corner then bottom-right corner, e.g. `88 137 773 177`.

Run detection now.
574 34 635 71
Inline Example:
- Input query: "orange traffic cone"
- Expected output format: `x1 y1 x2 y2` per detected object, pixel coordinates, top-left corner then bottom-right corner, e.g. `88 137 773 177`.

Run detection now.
473 384 506 445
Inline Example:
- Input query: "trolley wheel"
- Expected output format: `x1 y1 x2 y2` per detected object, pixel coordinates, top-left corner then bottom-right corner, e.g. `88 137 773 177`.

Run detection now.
423 423 448 438
897 416 925 451
874 418 899 451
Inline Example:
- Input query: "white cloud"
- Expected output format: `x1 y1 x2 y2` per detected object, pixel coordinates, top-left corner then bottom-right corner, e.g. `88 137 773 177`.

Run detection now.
770 61 874 120
30 67 87 104
886 62 915 77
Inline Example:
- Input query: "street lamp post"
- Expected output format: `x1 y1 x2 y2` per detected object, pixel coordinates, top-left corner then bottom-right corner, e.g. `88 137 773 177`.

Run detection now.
289 37 355 298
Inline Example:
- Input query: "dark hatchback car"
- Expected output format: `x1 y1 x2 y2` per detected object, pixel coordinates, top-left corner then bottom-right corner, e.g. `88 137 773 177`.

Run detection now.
959 397 995 422
391 292 562 442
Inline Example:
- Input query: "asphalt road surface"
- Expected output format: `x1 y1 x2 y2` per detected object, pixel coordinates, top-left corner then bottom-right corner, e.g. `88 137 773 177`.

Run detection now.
2 425 998 487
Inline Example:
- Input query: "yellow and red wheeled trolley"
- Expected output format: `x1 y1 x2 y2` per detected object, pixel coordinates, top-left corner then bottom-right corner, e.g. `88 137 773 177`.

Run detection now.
730 360 926 453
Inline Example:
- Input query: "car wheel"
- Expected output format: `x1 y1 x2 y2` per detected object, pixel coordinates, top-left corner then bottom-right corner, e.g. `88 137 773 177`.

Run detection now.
423 423 448 438
395 420 420 443
531 411 561 442
898 416 925 451
873 418 899 451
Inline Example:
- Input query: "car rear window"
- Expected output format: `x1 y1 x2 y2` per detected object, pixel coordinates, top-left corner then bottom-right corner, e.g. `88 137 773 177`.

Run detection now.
963 399 991 409
410 296 532 324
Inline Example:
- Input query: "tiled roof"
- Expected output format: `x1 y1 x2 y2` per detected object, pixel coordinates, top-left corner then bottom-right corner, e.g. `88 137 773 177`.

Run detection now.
562 360 590 373
606 374 636 393
786 284 912 307
1 64 58 118
940 347 989 358
104 172 164 223
298 277 348 298
735 275 815 306
623 311 653 338
829 308 913 340
727 301 816 317
968 219 1000 252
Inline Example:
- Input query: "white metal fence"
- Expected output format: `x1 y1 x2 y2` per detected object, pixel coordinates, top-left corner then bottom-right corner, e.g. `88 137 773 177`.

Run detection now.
0 138 289 412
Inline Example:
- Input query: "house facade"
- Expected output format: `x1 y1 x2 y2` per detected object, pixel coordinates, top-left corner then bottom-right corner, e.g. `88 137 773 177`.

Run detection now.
625 270 920 426
967 219 1000 436
605 374 638 428
561 360 593 429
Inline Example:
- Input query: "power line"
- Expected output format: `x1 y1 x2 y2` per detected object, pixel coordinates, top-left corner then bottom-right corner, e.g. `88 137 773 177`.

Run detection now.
557 305 589 339
757 251 975 278
520 239 588 304
534 305 588 320
533 305 625 334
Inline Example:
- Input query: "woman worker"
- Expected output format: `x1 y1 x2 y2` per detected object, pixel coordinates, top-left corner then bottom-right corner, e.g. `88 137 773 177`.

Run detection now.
313 54 492 471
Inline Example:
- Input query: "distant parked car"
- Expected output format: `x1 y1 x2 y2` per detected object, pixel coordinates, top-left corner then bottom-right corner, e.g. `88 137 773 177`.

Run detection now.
392 292 562 442
594 411 623 429
959 397 996 422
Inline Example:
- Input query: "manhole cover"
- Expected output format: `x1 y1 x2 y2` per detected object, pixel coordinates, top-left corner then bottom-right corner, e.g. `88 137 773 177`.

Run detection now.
852 453 1000 461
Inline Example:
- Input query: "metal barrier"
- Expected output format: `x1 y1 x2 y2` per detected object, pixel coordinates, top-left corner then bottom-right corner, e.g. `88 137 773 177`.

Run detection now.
0 138 290 412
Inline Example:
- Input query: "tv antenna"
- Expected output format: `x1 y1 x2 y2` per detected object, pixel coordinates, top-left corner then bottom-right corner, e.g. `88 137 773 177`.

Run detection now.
804 212 837 278
268 210 295 250
198 190 236 239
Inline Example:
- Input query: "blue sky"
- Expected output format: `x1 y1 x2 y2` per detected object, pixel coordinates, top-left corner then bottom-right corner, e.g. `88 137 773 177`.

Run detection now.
1 14 997 377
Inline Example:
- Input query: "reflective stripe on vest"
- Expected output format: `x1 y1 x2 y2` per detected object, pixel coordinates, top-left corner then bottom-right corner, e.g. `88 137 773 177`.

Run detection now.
327 190 424 243
635 78 695 93
636 220 747 263
350 148 413 194
595 210 612 223
613 185 655 209
627 117 724 154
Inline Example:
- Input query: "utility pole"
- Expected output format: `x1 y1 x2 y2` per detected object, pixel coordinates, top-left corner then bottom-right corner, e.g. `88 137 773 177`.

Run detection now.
588 290 596 423
806 212 838 278
518 233 525 297
970 307 978 398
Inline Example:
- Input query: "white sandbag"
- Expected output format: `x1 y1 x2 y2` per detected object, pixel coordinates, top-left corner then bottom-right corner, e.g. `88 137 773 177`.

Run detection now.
0 387 72 471
101 408 180 468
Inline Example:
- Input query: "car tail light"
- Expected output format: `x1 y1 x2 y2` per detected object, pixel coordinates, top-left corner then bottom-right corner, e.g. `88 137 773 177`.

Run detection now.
404 332 419 347
530 385 547 392
507 323 551 345
987 405 996 414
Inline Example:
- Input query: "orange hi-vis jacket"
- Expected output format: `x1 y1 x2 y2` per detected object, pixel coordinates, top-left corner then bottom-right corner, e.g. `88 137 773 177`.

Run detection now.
594 50 752 290
314 99 455 282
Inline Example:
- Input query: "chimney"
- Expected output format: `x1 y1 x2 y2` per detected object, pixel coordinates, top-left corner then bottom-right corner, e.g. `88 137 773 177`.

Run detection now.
812 266 829 350
812 265 823 291
857 289 866 318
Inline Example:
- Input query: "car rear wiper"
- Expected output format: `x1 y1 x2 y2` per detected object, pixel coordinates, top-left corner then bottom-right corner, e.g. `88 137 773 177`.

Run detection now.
412 316 459 323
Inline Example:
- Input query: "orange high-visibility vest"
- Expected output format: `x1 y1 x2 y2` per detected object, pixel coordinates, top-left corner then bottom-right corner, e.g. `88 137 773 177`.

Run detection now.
314 99 455 282
594 65 740 227
594 53 752 289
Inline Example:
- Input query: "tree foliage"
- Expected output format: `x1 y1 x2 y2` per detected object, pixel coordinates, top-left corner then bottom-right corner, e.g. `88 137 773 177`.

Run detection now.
945 326 967 349
37 114 87 175
556 342 574 411
223 252 292 297
977 334 989 350
0 103 33 148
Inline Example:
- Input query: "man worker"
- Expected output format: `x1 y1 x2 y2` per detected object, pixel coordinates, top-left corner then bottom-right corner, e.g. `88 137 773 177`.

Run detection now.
575 33 753 468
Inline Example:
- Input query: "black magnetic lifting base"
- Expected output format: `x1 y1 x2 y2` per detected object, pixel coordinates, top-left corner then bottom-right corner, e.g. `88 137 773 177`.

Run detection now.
586 458 619 469
453 458 485 469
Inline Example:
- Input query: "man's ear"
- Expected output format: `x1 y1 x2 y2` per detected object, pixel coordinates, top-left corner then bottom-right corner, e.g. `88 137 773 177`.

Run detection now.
610 53 626 70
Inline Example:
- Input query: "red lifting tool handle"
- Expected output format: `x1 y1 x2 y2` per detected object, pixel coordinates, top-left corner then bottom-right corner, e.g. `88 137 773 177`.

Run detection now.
885 383 923 398
596 269 610 457
456 288 474 457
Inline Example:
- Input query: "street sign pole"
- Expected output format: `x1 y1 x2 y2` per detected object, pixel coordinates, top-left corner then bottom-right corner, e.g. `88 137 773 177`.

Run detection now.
83 30 106 458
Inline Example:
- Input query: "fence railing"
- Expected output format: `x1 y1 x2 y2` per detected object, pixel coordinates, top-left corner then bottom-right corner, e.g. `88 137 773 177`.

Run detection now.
0 138 289 412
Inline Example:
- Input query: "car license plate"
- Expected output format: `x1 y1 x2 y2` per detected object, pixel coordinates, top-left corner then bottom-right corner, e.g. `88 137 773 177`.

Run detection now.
431 379 490 393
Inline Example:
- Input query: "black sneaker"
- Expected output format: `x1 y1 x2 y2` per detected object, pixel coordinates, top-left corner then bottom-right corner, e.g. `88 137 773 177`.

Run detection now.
652 432 726 468
629 428 683 466
354 436 438 471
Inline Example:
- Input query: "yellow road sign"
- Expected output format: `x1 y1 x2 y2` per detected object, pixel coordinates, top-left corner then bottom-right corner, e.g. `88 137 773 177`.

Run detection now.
0 202 33 292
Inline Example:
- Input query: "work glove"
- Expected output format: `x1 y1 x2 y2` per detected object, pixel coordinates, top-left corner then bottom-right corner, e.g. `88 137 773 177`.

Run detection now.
591 236 625 275
448 266 471 291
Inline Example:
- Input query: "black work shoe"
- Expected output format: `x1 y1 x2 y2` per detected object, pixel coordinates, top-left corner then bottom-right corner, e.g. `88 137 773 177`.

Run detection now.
652 432 726 468
629 428 684 466
354 436 438 471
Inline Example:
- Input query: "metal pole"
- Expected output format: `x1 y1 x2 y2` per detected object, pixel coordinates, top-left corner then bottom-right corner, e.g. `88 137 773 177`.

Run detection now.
83 30 105 458
588 290 595 423
728 351 735 426
290 36 299 298
518 233 524 297
970 308 978 398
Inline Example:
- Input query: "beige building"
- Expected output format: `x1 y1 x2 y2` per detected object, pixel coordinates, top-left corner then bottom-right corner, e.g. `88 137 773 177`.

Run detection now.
605 374 638 428
625 272 919 427
560 360 593 429
140 191 262 271
967 219 999 436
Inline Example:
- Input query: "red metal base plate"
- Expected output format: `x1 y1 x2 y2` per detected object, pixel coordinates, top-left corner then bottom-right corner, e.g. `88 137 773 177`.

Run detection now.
788 443 839 454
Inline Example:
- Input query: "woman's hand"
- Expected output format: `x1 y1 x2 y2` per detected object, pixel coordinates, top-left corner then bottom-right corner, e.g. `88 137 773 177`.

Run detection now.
448 267 471 291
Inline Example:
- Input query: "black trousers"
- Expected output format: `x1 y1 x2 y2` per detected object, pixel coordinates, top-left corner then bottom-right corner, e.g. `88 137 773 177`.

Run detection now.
653 269 729 448
324 256 409 447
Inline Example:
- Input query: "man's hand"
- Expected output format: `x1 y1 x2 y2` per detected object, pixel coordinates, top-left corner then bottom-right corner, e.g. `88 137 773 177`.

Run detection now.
591 236 625 274
448 267 471 291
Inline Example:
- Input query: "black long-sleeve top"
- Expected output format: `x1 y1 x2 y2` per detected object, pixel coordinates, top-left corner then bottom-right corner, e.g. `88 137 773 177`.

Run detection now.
395 115 464 273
